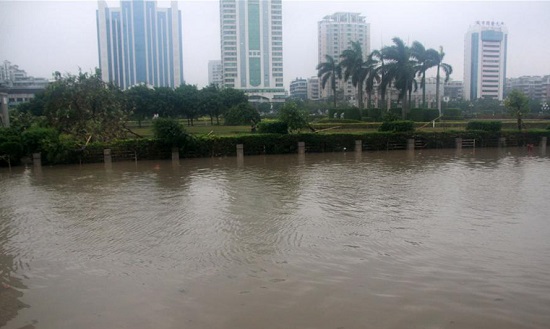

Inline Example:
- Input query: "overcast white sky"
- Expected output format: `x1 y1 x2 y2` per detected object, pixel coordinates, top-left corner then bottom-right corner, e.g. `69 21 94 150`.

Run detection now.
1 0 550 89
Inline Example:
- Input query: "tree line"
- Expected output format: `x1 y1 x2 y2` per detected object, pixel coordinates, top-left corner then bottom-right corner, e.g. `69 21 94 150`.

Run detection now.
317 37 453 117
13 69 255 142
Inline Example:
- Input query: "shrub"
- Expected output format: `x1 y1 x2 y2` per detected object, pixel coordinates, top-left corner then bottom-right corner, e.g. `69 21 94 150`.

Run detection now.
388 108 403 118
424 109 440 121
224 103 261 126
328 107 362 121
408 108 425 122
257 121 288 134
279 102 309 132
152 117 188 147
367 108 382 122
443 108 463 120
466 121 502 132
379 120 415 132
21 127 59 154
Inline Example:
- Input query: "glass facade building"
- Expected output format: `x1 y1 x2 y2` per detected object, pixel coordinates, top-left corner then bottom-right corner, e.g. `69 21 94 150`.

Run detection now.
97 0 184 90
219 0 285 102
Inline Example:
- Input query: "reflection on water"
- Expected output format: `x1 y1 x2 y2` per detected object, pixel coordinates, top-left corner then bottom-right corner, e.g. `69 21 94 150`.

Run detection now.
1 147 550 329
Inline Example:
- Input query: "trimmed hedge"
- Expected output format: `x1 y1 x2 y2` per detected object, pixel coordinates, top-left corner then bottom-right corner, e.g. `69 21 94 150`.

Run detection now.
328 107 362 121
443 108 463 120
379 120 415 132
466 121 502 132
3 127 550 167
257 121 288 134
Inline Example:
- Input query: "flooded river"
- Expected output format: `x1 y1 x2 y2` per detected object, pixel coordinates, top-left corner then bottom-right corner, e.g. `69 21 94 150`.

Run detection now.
1 148 550 329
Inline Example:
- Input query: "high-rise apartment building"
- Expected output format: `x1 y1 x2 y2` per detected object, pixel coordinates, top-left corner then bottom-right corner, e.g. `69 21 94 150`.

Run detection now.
96 0 184 90
464 21 508 101
318 12 370 103
219 0 285 103
208 60 223 87
307 76 321 101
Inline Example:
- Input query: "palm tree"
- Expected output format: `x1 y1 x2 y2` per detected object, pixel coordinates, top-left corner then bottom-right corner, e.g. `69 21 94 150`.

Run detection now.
316 55 342 108
411 41 439 109
381 37 418 118
340 41 368 109
370 49 391 110
433 46 453 116
364 53 381 109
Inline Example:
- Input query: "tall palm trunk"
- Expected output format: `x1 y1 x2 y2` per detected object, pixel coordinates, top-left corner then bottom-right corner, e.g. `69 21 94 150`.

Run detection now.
436 64 441 116
332 75 337 108
357 81 364 109
421 72 427 108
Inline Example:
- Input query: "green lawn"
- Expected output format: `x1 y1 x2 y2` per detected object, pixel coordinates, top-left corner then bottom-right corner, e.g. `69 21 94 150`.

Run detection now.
126 119 550 138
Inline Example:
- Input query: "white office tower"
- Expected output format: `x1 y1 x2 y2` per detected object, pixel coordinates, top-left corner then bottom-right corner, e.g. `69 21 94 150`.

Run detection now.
219 0 285 103
464 21 508 101
318 12 370 103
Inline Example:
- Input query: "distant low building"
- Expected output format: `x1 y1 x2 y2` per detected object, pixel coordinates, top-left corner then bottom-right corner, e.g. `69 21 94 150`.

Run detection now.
444 80 464 102
208 60 223 87
289 78 307 100
0 60 49 108
506 75 550 101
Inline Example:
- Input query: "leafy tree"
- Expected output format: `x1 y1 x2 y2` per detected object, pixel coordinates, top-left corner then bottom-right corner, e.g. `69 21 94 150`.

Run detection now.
199 84 223 125
152 117 187 147
41 70 129 143
340 41 369 109
153 87 178 118
124 84 156 127
220 87 248 110
316 55 342 108
224 103 260 126
175 84 200 126
278 101 309 132
505 89 530 131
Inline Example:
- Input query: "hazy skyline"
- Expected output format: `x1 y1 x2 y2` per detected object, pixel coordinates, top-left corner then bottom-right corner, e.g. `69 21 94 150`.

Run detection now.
2 0 550 89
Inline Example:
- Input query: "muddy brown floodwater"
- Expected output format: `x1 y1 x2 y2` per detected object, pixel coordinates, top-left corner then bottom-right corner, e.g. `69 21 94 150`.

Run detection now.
1 147 550 329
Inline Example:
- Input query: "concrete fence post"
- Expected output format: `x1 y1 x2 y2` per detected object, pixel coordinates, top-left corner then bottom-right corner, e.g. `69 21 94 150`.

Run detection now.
355 140 362 152
172 147 179 161
32 152 41 167
104 149 112 163
541 137 547 149
455 138 463 150
298 142 305 154
499 137 507 148
407 139 415 151
236 144 244 157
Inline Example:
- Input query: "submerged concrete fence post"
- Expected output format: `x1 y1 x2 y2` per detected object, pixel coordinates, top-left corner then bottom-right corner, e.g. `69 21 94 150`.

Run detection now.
407 139 415 151
32 152 41 167
541 137 547 149
298 142 305 154
499 137 507 148
104 149 112 163
455 138 463 150
355 140 362 152
172 147 179 161
236 144 244 157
